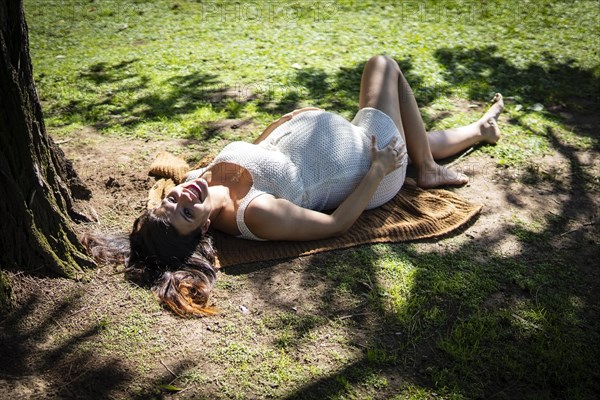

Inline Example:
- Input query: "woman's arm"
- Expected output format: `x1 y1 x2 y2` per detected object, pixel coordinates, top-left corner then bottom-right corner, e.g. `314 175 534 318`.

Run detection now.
253 107 323 144
245 136 406 241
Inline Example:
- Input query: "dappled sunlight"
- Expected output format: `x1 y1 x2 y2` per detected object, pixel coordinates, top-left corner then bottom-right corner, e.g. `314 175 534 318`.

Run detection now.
6 0 597 398
493 234 526 257
0 274 132 398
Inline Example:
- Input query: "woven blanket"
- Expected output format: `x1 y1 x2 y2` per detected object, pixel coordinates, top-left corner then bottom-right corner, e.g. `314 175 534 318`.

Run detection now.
148 152 482 267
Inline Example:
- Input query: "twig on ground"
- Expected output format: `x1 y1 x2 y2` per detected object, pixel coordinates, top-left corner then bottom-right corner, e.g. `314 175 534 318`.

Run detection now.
65 288 104 318
560 221 596 237
160 359 178 379
66 305 91 318
63 359 94 387
109 270 127 276
176 386 192 394
54 138 73 145
52 318 65 330
447 147 474 168
338 313 371 320
512 313 541 330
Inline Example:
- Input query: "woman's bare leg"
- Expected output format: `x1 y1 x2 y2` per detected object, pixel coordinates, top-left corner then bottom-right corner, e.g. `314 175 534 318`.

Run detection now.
428 94 504 159
358 55 468 188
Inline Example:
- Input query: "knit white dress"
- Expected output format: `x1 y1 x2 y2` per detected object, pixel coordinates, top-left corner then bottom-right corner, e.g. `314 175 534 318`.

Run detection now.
187 108 408 240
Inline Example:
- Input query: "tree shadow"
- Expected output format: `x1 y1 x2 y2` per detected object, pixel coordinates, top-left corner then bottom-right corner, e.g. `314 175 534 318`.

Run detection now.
0 274 226 400
51 59 258 140
23 49 598 398
78 59 141 85
276 226 598 398
434 45 600 145
273 46 598 150
275 57 442 117
272 137 598 396
272 58 440 115
0 282 130 398
216 53 599 398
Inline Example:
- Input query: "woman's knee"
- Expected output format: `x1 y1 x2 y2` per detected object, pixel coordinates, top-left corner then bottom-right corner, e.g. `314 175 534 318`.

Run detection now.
366 55 401 74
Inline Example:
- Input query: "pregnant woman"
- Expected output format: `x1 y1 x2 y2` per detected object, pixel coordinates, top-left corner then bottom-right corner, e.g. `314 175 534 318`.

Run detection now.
82 55 504 316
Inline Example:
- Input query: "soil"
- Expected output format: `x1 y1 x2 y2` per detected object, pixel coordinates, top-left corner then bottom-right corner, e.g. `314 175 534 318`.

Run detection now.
0 105 598 399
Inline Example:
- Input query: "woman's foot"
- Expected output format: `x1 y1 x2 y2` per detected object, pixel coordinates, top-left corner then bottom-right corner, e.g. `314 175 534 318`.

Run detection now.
479 93 504 144
417 163 469 188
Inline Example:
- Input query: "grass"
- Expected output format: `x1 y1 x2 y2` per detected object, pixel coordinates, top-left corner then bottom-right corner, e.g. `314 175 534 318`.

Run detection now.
28 1 599 150
321 242 598 399
16 0 600 399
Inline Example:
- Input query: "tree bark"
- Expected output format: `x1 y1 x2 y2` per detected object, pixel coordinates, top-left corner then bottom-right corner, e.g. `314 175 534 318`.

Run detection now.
0 0 95 278
0 270 12 312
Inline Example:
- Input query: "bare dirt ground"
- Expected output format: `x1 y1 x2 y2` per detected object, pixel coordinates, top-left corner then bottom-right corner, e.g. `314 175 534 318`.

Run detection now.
1 106 598 399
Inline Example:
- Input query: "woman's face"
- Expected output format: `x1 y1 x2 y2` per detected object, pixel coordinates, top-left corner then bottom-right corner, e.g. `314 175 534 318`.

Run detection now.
157 178 212 236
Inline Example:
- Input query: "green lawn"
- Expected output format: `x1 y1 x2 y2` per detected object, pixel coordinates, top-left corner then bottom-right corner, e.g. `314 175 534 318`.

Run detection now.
28 0 599 156
20 0 600 399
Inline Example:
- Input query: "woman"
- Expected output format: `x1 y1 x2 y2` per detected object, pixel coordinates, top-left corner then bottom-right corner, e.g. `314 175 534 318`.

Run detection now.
82 56 504 316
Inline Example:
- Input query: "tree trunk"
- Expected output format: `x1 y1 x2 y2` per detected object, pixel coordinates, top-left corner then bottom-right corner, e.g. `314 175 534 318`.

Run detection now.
0 0 95 279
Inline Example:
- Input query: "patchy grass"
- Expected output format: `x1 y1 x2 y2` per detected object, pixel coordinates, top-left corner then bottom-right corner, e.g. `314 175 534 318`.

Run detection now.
27 0 599 158
319 241 599 399
2 0 597 399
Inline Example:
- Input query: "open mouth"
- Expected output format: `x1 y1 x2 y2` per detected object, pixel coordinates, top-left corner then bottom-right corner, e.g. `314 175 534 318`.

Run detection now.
184 178 208 203
186 184 203 202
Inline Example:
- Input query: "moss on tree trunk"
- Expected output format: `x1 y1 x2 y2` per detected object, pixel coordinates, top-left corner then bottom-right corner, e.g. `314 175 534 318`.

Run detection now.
0 0 95 278
0 270 13 312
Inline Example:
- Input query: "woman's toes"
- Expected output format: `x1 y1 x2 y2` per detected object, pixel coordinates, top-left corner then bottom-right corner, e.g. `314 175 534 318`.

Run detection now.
417 166 469 188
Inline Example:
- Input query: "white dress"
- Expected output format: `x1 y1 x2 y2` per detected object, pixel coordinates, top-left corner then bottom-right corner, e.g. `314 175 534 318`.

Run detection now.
186 108 408 240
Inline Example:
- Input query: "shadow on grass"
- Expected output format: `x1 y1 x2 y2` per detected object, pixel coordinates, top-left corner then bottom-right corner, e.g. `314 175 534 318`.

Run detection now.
270 58 438 117
52 58 258 140
13 47 598 398
277 154 599 398
224 50 599 398
434 45 600 146
0 285 129 398
274 45 598 143
434 46 600 106
279 234 598 399
49 42 599 149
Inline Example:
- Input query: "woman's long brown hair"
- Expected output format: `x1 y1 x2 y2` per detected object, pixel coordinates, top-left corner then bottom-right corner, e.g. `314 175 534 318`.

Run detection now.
81 208 218 317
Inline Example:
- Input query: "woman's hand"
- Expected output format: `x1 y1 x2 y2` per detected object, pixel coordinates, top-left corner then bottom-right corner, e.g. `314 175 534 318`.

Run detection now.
370 135 406 176
247 134 406 241
246 134 405 241
281 107 323 121
255 107 324 144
